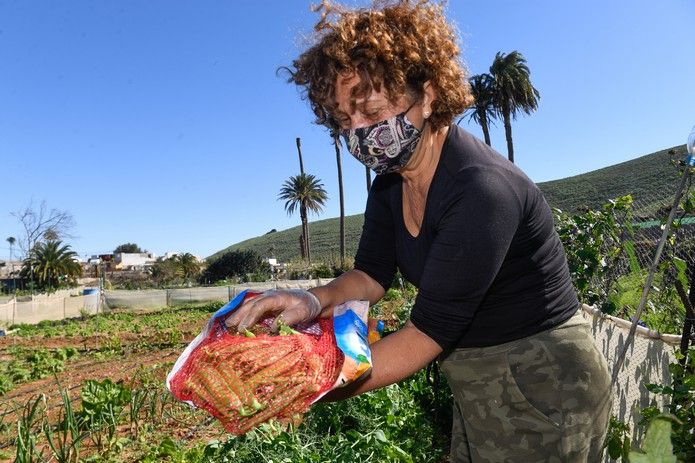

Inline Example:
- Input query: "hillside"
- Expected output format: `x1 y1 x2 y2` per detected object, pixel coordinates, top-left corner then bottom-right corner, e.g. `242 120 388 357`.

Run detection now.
209 144 688 263
539 144 688 215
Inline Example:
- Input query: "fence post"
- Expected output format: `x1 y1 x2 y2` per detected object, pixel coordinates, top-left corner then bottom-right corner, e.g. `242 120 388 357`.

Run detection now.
228 286 232 302
166 289 171 307
63 297 66 319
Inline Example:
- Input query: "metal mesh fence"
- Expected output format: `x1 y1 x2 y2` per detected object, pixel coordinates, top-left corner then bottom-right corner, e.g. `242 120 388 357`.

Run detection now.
572 157 695 449
602 162 694 333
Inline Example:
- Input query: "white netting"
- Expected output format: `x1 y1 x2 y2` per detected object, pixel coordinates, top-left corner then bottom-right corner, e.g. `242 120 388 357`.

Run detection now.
103 279 331 310
0 292 100 326
582 305 679 448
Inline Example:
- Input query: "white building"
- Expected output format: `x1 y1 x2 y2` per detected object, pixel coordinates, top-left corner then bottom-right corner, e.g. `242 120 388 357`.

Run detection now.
0 260 22 278
114 252 157 270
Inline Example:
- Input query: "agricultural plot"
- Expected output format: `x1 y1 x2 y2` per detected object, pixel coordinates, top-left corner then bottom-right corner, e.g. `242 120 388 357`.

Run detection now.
0 298 452 462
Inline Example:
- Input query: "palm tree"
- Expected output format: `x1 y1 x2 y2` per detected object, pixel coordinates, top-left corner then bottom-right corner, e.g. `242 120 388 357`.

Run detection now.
461 73 496 146
489 51 540 163
278 173 328 263
332 132 346 268
175 253 202 282
21 240 82 291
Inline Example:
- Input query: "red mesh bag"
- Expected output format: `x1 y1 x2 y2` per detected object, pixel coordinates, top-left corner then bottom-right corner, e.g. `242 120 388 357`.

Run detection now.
167 291 344 434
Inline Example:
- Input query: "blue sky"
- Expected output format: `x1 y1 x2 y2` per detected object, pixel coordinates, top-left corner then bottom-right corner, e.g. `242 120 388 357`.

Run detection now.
1 0 693 260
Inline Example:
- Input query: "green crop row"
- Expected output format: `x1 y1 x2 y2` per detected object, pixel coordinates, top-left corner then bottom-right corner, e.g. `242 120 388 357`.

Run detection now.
0 347 79 396
6 368 451 463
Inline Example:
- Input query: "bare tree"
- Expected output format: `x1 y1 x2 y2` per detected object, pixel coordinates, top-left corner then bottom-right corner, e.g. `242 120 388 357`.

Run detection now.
11 200 76 257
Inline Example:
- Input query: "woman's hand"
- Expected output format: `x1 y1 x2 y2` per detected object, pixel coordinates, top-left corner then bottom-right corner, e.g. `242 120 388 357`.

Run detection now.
225 289 323 333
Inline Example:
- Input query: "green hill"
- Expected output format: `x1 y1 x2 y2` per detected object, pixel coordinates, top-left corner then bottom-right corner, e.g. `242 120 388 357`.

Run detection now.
209 144 688 263
539 144 688 216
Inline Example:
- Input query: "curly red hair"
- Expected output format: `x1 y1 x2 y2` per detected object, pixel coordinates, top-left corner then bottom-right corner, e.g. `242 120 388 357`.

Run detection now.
286 0 473 130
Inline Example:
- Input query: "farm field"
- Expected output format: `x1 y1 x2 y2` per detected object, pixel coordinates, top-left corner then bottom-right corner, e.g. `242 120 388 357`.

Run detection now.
0 298 452 462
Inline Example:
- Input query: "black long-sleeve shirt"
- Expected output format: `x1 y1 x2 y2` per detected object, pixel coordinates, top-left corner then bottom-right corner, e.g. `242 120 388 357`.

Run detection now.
354 125 579 349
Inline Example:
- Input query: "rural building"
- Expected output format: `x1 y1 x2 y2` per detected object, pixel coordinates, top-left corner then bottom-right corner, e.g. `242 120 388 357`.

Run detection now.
114 252 157 270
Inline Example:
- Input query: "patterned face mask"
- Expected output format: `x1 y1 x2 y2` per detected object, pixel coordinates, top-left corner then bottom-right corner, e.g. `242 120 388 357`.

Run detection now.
340 103 422 175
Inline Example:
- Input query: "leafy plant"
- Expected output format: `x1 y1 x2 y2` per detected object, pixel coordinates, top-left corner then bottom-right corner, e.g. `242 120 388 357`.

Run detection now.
140 436 205 463
7 360 31 383
0 373 14 396
629 416 678 463
640 348 695 461
27 348 76 379
554 195 636 312
77 379 132 452
603 416 631 461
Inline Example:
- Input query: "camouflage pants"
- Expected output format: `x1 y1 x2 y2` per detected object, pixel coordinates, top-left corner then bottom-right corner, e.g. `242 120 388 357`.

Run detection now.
440 310 612 463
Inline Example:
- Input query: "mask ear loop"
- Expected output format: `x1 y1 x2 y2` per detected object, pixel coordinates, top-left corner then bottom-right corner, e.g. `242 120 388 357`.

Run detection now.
402 100 419 118
401 99 428 133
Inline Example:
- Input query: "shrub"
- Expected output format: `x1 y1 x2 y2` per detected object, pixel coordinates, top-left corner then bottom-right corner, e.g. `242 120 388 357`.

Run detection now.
313 263 333 278
243 262 272 283
201 249 266 283
554 195 636 311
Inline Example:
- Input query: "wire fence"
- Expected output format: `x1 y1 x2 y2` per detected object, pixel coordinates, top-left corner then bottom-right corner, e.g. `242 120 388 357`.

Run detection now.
0 279 334 327
599 159 694 331
568 157 695 449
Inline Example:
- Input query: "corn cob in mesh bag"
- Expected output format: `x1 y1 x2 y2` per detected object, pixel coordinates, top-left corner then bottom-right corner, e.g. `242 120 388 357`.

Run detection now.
166 290 381 435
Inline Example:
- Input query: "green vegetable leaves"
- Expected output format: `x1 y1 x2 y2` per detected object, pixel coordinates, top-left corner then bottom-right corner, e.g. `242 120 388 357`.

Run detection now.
629 416 677 463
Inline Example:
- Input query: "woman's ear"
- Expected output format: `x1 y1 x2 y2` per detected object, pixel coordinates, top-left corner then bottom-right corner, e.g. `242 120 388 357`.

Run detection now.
422 81 436 118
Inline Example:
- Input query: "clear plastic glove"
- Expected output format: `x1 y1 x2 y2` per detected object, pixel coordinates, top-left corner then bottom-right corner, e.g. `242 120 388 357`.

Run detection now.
224 289 323 333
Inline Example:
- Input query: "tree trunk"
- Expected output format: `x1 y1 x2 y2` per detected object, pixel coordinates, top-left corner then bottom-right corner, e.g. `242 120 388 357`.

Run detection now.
502 105 514 163
480 112 492 146
296 137 305 175
300 205 310 263
334 134 346 268
365 166 372 192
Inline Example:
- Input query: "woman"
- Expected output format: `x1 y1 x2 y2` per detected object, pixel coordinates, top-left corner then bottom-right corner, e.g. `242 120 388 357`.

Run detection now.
227 1 612 461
